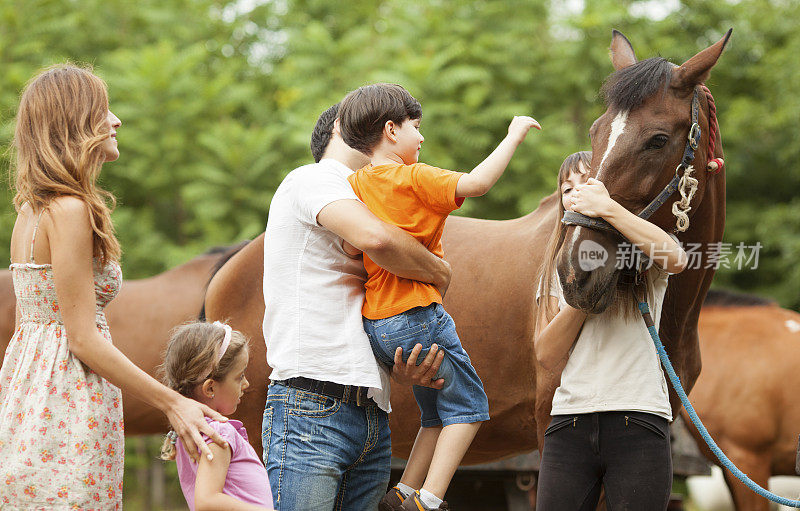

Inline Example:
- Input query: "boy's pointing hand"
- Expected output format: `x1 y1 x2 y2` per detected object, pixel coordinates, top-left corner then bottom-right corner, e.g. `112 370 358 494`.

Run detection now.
507 115 541 145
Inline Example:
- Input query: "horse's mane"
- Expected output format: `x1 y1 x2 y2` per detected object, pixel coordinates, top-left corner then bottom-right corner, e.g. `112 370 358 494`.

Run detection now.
208 241 251 276
198 240 252 320
602 57 674 111
202 245 242 256
703 289 775 307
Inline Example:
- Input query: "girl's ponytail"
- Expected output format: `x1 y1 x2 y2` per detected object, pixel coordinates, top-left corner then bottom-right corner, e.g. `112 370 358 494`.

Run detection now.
160 431 178 461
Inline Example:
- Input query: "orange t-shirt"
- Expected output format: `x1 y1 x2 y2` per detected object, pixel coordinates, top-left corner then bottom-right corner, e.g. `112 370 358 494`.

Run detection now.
348 162 464 320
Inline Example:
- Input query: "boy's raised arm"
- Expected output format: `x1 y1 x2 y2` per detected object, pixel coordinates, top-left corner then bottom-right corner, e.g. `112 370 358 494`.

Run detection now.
317 199 451 295
455 116 541 198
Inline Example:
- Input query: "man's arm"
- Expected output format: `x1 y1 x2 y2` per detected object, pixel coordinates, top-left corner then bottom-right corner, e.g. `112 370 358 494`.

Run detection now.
317 199 451 295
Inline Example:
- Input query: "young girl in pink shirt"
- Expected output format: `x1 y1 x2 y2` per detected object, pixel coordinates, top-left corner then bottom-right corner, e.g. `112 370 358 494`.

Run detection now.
160 322 274 511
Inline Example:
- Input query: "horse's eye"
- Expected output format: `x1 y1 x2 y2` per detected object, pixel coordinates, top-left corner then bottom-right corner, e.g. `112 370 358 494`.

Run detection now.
645 134 669 150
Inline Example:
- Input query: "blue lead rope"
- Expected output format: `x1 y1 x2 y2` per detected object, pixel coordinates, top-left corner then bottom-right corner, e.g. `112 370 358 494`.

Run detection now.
638 301 800 507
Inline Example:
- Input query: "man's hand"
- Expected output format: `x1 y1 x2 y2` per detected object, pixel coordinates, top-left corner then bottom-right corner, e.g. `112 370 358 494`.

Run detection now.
391 343 445 389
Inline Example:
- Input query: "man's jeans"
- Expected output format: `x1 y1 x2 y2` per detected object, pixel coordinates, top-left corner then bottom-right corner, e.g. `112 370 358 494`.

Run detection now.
263 381 391 511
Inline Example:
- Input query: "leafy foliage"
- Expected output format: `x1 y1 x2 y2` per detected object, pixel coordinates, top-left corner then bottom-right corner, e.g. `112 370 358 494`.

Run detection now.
0 0 796 311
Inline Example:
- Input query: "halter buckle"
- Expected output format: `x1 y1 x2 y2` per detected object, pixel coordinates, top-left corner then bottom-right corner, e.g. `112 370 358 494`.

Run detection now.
688 122 700 150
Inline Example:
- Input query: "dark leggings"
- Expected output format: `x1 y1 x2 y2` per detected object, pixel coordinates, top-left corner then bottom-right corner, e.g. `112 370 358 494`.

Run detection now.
536 411 672 511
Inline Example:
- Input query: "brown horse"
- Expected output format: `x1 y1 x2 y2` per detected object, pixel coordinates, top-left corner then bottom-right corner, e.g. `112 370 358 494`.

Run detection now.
0 248 237 433
205 31 732 463
547 29 731 442
685 290 800 510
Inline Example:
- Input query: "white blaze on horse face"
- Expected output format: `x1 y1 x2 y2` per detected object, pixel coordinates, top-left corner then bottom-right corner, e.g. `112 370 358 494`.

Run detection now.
566 225 583 282
595 110 629 181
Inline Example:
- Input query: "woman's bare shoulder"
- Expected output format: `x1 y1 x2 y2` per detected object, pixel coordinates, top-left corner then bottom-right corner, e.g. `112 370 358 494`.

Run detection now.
41 196 93 242
47 196 90 218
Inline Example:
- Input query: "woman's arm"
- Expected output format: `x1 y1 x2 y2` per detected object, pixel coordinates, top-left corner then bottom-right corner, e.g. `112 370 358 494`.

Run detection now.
570 178 687 274
195 443 274 511
534 296 587 370
47 197 228 463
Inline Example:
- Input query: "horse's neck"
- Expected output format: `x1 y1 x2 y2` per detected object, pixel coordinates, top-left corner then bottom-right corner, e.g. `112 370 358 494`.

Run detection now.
661 168 725 395
674 168 725 310
517 193 560 234
684 169 725 244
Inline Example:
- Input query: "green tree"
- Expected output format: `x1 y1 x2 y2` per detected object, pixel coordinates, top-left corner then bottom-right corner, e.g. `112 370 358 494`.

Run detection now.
0 0 796 308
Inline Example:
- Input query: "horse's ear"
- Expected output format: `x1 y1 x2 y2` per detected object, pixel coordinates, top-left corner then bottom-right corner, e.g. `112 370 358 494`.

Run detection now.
609 29 637 70
671 29 733 90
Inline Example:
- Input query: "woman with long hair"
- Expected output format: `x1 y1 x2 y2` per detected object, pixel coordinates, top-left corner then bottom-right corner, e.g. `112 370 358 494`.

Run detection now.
534 151 687 509
0 64 227 509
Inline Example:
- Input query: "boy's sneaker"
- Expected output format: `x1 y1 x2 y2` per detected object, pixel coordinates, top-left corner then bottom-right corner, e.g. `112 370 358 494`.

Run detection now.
379 486 408 511
399 491 449 511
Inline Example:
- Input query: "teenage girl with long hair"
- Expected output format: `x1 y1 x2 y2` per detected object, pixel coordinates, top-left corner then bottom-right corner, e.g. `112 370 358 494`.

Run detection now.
0 64 227 509
534 151 687 510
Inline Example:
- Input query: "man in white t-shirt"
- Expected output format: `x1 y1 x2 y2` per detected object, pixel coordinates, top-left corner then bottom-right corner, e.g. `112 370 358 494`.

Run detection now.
262 104 450 511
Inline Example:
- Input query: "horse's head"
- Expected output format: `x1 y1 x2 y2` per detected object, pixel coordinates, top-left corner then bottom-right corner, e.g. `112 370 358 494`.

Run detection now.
557 29 731 314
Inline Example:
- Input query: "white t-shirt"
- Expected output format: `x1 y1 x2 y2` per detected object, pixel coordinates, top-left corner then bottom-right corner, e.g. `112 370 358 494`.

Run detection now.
262 158 391 412
537 267 672 420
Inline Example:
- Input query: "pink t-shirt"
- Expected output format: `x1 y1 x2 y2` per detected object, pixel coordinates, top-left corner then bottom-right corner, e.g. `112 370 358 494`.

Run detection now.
176 418 273 510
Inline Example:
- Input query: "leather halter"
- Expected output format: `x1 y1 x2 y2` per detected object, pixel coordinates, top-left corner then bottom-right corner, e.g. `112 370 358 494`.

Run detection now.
562 89 702 237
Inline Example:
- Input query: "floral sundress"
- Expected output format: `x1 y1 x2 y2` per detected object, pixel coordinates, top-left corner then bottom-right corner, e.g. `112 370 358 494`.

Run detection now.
0 243 124 509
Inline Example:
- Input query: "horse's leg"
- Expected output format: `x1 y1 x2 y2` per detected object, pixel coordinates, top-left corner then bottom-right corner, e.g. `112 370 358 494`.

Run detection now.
718 444 771 511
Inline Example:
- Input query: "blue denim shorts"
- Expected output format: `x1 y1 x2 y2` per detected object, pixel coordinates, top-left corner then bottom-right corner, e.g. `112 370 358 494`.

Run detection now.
363 303 490 427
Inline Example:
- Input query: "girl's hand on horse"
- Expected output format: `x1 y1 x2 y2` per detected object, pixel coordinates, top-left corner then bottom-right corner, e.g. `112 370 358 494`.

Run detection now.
392 343 445 389
570 178 615 218
166 394 229 464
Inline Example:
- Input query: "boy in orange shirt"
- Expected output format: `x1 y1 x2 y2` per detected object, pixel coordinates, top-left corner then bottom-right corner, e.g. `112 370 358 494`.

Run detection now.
339 83 539 511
